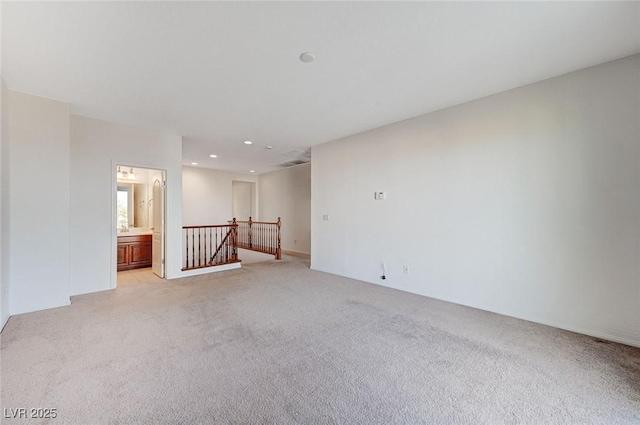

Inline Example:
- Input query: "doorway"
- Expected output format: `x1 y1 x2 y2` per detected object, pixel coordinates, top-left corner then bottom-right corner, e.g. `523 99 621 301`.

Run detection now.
115 165 166 287
232 180 256 221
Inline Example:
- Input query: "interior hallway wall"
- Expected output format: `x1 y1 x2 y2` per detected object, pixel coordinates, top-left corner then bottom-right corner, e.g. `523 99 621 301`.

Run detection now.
258 164 311 255
70 115 183 295
8 90 71 315
232 181 255 221
312 54 640 346
182 166 258 226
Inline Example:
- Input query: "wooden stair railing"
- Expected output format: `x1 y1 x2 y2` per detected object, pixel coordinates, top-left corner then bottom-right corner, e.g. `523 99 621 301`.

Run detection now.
230 217 281 260
182 220 239 271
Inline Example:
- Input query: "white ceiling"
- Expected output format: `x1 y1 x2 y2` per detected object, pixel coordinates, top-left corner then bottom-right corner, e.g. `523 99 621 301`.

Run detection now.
3 2 639 174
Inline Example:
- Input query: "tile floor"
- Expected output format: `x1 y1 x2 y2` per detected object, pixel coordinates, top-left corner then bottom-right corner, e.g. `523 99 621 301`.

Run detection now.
117 267 164 286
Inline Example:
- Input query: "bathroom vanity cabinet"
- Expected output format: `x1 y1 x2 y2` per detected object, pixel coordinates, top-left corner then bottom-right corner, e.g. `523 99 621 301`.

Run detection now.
117 234 152 271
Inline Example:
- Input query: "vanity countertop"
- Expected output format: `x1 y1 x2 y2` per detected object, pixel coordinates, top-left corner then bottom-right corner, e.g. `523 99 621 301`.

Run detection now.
118 228 153 236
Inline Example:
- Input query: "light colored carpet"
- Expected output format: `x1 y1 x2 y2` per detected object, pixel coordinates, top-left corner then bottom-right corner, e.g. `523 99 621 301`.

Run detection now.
1 256 638 424
236 248 280 265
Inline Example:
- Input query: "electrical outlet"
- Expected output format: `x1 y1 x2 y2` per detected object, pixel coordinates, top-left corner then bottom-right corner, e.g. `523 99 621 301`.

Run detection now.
403 265 409 274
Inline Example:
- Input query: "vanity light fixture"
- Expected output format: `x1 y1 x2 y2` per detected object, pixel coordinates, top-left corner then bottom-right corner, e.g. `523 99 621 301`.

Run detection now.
244 140 253 145
117 166 135 181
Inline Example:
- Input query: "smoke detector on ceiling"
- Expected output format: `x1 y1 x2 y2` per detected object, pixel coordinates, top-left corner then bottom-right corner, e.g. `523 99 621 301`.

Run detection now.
300 52 315 63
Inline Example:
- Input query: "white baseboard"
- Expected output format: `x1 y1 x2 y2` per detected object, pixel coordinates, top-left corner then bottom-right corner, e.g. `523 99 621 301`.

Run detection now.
489 309 640 348
283 249 310 258
177 262 241 278
403 289 640 348
9 298 72 318
0 313 9 333
311 267 640 348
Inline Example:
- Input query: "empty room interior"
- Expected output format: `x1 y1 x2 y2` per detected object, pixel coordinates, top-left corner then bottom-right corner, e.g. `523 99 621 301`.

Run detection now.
1 2 639 424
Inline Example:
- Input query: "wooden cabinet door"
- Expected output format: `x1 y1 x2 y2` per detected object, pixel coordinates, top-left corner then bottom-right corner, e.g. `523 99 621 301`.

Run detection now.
129 242 152 267
117 235 152 271
117 244 128 270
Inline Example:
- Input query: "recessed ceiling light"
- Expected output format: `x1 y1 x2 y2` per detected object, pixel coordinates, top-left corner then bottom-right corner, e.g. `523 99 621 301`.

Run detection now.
300 52 315 63
265 146 273 150
250 170 255 173
244 140 253 145
209 154 217 158
191 162 198 165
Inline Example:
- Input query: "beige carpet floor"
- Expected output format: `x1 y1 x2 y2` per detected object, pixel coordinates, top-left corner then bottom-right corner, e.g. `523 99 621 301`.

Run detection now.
1 255 639 424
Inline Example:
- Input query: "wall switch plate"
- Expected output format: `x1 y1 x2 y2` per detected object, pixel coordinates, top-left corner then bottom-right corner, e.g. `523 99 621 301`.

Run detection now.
374 191 386 200
322 214 329 221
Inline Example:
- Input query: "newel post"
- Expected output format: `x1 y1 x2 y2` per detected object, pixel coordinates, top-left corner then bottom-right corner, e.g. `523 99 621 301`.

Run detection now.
231 218 238 261
276 217 282 260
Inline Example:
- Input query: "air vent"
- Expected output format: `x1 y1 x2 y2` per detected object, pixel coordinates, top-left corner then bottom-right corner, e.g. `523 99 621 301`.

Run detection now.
279 159 309 168
278 147 311 168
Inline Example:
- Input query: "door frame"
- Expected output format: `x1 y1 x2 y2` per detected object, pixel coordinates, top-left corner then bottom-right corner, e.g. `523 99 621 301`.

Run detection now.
111 161 167 289
151 172 167 278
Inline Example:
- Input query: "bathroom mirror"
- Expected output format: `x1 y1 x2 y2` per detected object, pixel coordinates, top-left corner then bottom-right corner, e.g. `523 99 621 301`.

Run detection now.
116 166 160 232
116 182 150 230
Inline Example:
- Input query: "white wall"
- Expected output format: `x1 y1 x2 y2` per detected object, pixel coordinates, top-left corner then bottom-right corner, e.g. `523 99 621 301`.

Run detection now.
312 55 640 346
182 166 257 226
70 115 183 295
0 80 10 328
258 164 311 255
8 90 71 314
232 180 255 220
